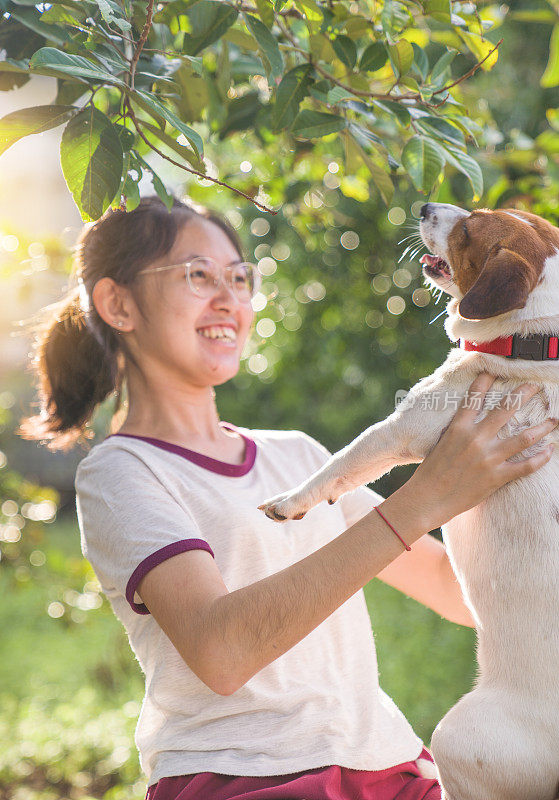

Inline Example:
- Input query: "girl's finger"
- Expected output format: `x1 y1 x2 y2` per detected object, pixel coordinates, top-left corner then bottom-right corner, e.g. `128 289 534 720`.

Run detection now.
450 373 496 425
476 382 540 435
502 442 555 483
499 417 558 460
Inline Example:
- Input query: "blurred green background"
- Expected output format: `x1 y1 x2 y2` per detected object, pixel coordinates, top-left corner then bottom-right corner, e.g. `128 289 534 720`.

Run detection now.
1 2 559 798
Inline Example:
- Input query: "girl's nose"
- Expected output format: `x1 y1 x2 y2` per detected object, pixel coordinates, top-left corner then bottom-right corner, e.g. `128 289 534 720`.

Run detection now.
211 276 239 306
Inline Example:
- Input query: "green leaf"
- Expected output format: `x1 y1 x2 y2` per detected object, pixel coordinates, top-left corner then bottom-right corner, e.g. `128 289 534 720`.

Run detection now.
542 25 559 88
255 0 274 27
54 79 89 106
415 115 465 146
114 123 135 152
120 161 142 211
272 63 314 131
0 57 30 75
401 135 445 192
373 99 410 125
29 47 126 86
183 1 238 56
458 32 499 70
332 35 357 69
60 107 123 222
295 0 323 23
7 5 71 46
40 1 88 25
243 12 284 79
511 10 556 23
134 152 175 210
173 63 210 123
347 120 383 149
131 89 204 159
291 110 346 139
411 43 428 81
430 49 457 84
140 119 205 171
94 0 132 32
388 39 414 78
441 144 483 199
0 105 78 157
219 91 264 139
380 1 410 44
424 0 451 24
359 41 388 72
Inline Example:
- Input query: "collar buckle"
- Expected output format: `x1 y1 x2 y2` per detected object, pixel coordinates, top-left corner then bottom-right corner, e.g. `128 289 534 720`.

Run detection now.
507 333 550 360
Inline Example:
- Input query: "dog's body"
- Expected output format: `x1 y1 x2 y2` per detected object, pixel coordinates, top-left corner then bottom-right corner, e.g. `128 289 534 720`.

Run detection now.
260 205 559 800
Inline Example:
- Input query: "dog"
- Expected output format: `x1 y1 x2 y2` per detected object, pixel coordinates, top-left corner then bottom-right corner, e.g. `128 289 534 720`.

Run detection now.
259 203 559 800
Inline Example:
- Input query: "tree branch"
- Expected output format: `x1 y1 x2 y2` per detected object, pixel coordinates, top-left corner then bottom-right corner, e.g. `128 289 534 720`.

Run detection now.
129 0 155 90
432 38 503 95
124 95 277 214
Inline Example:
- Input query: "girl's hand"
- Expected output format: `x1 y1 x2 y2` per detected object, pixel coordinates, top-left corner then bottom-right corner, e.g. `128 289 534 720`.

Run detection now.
404 373 557 531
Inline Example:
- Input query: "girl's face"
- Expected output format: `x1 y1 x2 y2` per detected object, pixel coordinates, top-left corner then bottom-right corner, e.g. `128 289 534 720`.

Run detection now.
131 217 255 389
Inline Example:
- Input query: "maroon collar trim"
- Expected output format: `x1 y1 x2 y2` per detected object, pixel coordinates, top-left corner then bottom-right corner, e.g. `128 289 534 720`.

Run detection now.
105 422 257 477
460 334 559 361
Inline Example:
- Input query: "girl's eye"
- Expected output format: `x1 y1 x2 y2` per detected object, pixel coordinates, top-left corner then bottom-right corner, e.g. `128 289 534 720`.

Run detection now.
191 269 208 280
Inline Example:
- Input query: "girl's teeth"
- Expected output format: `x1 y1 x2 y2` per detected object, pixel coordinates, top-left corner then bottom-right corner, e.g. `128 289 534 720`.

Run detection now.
198 326 236 342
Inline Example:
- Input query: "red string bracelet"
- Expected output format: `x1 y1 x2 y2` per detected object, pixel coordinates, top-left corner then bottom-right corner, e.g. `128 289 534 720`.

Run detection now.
374 506 412 552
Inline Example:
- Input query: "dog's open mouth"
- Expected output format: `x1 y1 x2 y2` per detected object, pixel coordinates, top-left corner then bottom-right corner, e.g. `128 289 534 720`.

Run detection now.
420 253 452 279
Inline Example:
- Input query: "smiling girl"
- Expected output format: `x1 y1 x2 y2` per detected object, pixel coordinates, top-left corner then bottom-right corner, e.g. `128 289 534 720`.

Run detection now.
19 195 555 800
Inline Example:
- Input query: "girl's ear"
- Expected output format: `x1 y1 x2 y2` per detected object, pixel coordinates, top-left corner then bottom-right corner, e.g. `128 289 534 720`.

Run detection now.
458 249 533 320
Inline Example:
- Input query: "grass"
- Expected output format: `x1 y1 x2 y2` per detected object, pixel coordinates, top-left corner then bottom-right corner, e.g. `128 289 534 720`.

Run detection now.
0 512 477 798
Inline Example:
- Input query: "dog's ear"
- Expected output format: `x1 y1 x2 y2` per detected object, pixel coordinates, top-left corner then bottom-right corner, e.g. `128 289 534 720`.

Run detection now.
458 248 533 320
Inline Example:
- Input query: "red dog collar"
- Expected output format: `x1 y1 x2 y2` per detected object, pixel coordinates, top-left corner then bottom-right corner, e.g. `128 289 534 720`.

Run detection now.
460 334 559 361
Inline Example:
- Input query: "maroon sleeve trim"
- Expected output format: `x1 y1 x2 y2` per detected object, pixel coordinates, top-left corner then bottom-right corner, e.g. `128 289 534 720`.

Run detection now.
126 539 215 615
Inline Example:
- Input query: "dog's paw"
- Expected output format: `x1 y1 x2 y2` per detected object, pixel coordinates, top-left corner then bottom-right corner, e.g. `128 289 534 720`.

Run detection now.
258 490 312 522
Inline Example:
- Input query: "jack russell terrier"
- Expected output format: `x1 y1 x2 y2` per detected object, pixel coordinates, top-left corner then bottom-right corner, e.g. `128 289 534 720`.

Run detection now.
259 204 559 800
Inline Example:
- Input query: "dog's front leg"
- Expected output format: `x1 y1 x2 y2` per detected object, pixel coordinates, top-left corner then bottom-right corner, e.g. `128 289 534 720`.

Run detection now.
259 408 425 522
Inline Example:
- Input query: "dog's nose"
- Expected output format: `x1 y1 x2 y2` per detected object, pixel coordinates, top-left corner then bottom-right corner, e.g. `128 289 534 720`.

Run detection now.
420 203 431 220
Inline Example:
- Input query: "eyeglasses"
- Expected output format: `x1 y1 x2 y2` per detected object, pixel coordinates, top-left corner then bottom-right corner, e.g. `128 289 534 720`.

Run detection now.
135 256 262 303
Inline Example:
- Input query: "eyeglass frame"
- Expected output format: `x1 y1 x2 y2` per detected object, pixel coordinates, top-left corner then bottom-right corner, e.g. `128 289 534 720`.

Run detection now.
135 256 262 302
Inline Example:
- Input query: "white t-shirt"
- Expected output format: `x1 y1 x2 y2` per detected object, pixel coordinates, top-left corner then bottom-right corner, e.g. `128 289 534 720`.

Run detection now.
74 424 423 786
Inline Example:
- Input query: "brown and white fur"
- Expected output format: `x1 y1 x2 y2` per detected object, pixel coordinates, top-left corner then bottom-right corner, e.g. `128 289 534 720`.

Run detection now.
259 204 559 800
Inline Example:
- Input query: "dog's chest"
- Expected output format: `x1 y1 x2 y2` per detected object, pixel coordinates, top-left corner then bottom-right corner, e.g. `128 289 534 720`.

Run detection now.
441 452 559 627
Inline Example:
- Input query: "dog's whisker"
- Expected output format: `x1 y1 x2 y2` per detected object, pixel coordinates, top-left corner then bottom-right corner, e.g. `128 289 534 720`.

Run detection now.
397 234 422 245
428 308 447 325
408 246 426 261
398 243 423 262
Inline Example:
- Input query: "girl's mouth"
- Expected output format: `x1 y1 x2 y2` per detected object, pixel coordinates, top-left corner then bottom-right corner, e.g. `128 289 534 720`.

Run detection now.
196 325 237 345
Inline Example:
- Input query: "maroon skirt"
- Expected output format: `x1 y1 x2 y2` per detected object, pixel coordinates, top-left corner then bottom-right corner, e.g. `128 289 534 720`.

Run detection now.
145 746 440 800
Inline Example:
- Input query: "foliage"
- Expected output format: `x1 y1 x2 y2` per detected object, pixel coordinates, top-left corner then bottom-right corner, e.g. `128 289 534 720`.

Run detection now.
0 0 504 219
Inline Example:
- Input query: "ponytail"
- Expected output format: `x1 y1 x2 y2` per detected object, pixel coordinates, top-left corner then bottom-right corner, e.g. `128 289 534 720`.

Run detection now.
17 285 124 452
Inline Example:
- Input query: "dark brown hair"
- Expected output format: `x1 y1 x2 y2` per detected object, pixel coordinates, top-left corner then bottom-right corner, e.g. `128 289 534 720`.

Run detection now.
17 194 245 452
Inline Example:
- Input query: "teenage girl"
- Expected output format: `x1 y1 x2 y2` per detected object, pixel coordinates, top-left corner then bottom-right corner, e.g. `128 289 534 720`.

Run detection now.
19 195 556 800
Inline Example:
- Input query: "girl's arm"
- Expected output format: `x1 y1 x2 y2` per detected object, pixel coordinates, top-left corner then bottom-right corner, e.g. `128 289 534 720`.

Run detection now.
376 534 475 627
138 376 554 695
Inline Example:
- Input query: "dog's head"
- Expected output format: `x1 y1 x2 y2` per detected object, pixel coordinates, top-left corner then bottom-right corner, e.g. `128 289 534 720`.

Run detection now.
418 203 559 321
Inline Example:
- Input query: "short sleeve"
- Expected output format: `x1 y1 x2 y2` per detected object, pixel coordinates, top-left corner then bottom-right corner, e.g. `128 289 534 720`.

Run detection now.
75 447 214 615
294 430 385 528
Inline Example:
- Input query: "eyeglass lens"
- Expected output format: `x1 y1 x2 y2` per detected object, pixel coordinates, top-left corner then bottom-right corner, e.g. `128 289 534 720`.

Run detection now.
187 258 258 300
